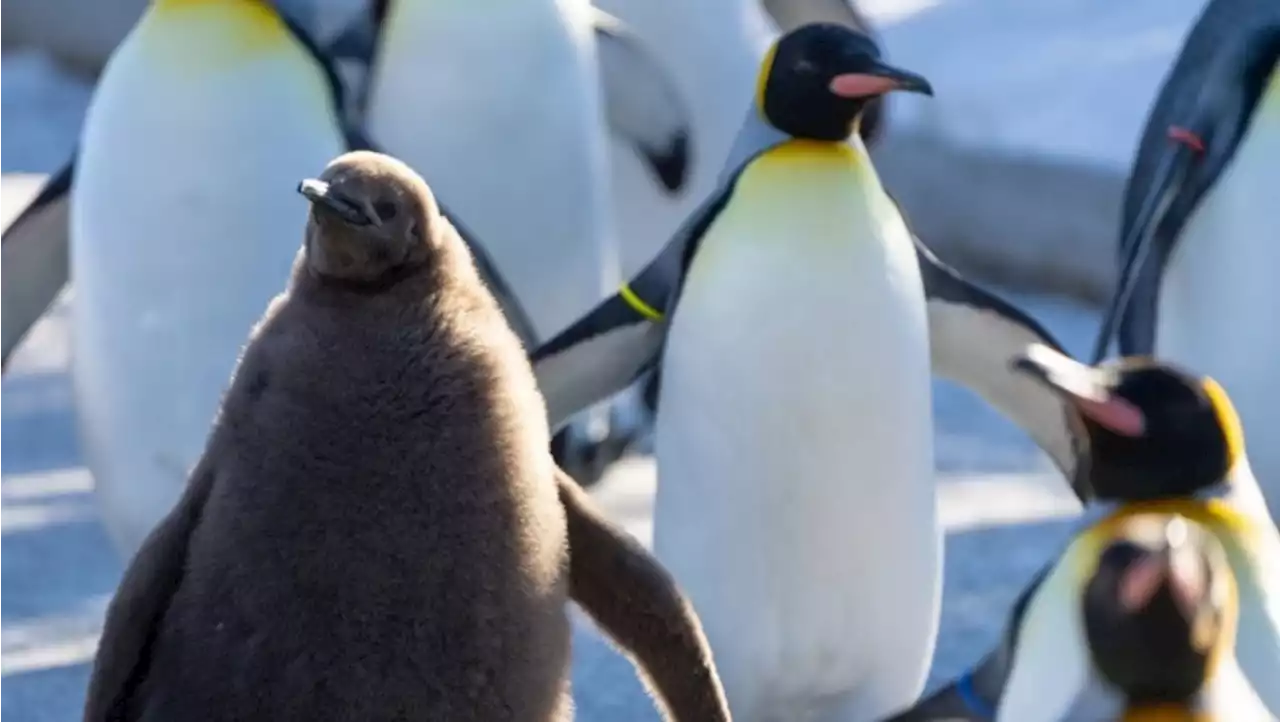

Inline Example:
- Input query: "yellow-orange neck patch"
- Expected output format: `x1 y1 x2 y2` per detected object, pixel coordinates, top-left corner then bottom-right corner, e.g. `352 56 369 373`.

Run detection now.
754 43 779 120
147 0 293 62
1119 705 1215 722
1201 377 1244 471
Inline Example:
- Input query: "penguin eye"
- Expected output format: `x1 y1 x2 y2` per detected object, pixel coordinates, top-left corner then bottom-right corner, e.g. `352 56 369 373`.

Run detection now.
374 201 398 222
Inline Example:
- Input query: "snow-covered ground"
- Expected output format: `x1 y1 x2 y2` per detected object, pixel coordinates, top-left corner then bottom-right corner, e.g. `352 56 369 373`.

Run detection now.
3 0 1180 716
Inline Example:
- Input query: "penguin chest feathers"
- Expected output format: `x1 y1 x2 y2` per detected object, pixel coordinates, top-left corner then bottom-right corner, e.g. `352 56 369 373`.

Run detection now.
655 135 936 545
1156 69 1280 519
664 138 933 449
653 137 940 701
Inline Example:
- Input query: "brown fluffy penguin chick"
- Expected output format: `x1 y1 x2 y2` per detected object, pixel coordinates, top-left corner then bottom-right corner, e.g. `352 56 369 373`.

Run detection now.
82 150 731 722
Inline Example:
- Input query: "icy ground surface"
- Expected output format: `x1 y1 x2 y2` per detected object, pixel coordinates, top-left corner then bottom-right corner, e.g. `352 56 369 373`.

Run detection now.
1 280 1098 720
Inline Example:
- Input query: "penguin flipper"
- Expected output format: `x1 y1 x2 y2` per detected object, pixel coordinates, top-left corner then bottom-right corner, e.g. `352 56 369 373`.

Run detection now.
915 238 1082 496
532 292 667 431
2 158 75 371
531 163 740 428
83 458 218 721
897 195 1085 498
556 468 731 721
592 7 693 193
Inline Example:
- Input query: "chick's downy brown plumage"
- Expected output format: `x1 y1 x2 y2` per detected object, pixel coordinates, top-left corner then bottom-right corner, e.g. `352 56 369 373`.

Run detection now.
84 150 731 722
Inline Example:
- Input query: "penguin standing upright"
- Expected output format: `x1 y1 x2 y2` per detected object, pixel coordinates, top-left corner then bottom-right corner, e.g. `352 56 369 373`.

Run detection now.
527 23 1081 722
1089 0 1280 519
886 347 1280 721
84 150 733 722
0 0 532 559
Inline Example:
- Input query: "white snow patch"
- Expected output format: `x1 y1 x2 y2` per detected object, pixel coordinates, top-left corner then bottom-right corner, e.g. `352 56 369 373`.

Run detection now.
2 468 94 501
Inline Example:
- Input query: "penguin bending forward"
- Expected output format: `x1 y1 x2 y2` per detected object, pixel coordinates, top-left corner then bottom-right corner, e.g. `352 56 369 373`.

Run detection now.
0 0 535 561
1089 0 1280 519
530 22 1076 722
84 151 731 722
885 346 1280 721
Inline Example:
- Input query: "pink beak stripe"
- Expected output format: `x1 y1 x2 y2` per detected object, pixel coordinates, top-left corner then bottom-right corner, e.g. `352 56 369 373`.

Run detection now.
1119 556 1167 612
829 73 899 98
1074 396 1146 438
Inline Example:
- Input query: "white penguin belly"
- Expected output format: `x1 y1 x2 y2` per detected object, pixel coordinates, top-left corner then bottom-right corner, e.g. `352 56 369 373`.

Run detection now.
71 6 346 557
653 142 941 721
1157 73 1280 522
366 0 613 340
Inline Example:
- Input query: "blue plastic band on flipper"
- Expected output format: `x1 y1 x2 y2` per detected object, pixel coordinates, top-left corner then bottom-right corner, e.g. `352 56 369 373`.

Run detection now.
956 670 996 720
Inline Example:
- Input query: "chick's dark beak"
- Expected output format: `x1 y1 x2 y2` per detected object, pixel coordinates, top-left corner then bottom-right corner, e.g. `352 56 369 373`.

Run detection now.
829 59 933 98
297 179 371 226
1011 344 1147 438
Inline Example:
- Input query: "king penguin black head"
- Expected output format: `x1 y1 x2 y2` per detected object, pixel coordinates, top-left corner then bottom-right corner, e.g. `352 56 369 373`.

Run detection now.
1082 515 1231 707
756 22 932 142
1011 345 1243 502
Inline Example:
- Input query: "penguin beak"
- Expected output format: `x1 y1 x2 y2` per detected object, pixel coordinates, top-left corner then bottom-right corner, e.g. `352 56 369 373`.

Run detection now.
1011 344 1147 437
829 60 933 98
297 179 372 226
1120 543 1205 619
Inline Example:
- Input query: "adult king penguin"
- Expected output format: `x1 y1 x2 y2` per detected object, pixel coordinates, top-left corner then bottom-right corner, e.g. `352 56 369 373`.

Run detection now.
529 23 1080 722
885 346 1280 721
1089 0 1280 520
587 0 889 472
0 0 533 558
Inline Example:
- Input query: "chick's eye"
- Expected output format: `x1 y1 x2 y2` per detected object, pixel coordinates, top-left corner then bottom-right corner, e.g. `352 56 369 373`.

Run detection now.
374 201 398 221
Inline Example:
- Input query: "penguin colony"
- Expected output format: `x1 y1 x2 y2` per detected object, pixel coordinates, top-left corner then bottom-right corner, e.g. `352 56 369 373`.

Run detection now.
1 0 1277 720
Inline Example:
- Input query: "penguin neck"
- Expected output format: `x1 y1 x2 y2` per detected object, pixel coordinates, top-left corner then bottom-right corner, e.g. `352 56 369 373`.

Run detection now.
150 0 278 17
143 0 295 61
1079 498 1256 545
1214 455 1273 522
761 133 882 191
